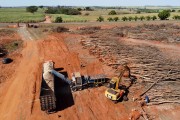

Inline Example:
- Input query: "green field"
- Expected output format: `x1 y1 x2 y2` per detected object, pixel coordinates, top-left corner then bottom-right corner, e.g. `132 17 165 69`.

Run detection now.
49 9 180 22
0 7 180 23
0 8 45 23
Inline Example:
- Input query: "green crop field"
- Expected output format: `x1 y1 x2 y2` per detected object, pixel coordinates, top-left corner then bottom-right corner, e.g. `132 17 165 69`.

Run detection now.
49 9 180 22
0 8 45 23
0 7 180 23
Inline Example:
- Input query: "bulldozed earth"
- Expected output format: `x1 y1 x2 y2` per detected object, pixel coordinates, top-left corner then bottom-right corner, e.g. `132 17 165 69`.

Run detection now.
0 22 180 120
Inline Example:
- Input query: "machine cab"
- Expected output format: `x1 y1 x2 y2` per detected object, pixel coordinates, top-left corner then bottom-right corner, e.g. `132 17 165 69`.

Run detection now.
109 77 119 89
72 72 83 86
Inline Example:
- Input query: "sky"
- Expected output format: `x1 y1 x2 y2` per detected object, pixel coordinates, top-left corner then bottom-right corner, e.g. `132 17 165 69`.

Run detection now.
0 0 180 7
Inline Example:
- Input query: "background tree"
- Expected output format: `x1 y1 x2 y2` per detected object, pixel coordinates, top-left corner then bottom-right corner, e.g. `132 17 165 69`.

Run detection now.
152 16 157 20
26 6 38 14
77 8 82 11
139 16 145 21
134 16 138 21
85 7 93 11
171 9 176 12
45 7 81 15
108 10 117 15
84 12 90 16
136 10 141 14
158 10 171 20
128 16 133 21
114 17 119 21
107 17 113 22
55 16 63 23
122 16 128 21
97 16 104 22
39 6 44 9
146 16 151 21
173 15 180 20
166 9 171 12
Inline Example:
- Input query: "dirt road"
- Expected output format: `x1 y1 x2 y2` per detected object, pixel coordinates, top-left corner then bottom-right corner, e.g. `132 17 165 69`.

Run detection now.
0 25 40 119
0 41 39 119
43 16 52 23
17 25 34 41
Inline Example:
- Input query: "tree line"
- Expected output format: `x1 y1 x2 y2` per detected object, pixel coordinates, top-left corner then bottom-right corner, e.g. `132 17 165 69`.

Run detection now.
97 10 180 22
25 6 180 23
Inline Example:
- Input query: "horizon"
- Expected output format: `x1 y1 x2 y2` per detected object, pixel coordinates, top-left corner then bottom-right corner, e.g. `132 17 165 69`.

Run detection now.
0 0 180 7
1 5 180 8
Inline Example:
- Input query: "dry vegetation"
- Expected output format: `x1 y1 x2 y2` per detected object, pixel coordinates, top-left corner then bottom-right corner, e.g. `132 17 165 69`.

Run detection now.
74 23 180 43
114 24 180 42
77 26 101 34
0 29 22 53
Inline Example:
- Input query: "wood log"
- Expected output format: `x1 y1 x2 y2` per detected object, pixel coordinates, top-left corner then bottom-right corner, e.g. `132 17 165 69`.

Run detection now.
140 106 149 120
147 100 180 105
140 78 161 97
140 70 171 97
108 63 121 66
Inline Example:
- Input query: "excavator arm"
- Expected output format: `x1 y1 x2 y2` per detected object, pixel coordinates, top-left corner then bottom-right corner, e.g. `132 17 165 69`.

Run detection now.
115 65 131 90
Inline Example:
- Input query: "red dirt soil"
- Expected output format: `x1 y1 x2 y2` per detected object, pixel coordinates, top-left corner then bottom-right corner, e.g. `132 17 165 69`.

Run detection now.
0 32 22 105
0 25 179 120
0 32 134 120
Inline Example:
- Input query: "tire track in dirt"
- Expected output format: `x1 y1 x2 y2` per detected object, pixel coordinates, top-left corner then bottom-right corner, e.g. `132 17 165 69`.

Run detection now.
0 24 44 120
17 25 34 41
43 16 52 23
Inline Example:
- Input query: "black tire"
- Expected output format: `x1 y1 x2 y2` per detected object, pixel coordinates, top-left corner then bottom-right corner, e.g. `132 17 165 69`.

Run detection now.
123 95 128 101
47 109 56 114
71 87 77 92
2 58 13 64
95 83 99 87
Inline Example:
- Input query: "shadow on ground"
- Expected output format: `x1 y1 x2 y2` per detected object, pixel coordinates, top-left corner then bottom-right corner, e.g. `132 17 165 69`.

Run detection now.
54 71 74 111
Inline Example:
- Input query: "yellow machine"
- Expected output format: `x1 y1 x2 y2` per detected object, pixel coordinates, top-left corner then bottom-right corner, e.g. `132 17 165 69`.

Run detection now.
105 65 130 103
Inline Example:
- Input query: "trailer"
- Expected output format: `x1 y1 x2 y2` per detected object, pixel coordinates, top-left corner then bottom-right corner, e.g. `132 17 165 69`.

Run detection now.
39 78 56 113
39 61 71 113
88 74 106 87
40 61 56 113
70 73 107 92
